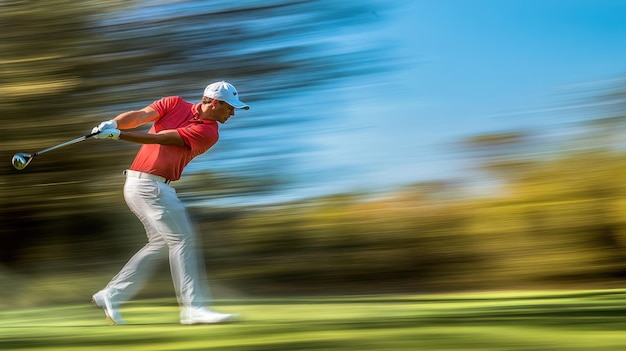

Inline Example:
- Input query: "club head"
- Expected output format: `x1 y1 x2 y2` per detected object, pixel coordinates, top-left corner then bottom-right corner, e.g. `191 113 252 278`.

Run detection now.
12 153 33 170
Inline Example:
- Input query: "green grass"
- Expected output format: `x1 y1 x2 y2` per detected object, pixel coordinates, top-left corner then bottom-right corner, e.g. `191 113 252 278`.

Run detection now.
3 290 626 350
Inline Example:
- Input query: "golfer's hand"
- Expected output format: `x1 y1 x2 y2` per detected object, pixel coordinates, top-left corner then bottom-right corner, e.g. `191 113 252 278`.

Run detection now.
95 129 120 140
91 119 117 134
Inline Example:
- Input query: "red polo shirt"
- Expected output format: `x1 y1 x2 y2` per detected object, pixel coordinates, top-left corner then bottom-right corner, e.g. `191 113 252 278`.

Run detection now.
128 96 219 181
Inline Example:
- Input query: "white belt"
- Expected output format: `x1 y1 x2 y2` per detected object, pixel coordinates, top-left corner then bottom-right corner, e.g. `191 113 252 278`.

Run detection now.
124 170 171 185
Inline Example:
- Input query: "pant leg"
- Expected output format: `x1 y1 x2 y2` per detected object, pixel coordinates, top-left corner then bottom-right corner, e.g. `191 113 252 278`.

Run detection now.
111 176 210 308
105 241 168 303
104 178 168 303
152 181 211 308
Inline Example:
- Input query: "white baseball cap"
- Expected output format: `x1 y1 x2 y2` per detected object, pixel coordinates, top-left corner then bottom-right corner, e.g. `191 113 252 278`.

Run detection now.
203 81 249 110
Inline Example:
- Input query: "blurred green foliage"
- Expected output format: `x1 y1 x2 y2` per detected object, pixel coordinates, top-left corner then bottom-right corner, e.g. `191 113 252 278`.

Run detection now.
196 147 626 294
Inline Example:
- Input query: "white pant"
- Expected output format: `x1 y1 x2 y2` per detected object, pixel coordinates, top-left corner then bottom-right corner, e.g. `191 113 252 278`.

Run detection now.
103 176 211 308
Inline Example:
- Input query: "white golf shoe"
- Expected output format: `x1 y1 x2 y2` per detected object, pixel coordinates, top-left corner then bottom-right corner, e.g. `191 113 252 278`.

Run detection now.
92 290 127 325
180 307 238 325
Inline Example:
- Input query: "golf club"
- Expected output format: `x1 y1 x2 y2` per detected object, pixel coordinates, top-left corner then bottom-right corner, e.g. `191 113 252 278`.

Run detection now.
11 131 99 170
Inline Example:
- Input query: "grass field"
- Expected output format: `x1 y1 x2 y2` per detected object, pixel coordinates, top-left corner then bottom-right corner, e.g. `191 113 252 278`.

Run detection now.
2 290 626 350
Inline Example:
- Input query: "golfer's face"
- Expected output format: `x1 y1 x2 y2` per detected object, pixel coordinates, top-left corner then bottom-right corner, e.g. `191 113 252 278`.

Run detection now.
214 100 235 123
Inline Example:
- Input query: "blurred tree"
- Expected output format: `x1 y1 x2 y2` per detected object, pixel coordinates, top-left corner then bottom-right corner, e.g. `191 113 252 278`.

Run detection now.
0 0 132 269
0 0 393 268
455 76 626 286
459 131 538 180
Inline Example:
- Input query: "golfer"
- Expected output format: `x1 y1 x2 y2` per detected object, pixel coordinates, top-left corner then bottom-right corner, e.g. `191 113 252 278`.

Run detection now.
91 81 249 325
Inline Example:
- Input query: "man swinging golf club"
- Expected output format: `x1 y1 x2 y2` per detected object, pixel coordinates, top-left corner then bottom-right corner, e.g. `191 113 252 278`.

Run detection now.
91 81 249 325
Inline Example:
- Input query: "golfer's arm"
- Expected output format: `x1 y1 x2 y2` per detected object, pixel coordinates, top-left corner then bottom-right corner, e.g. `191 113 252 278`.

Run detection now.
119 129 186 147
113 107 160 129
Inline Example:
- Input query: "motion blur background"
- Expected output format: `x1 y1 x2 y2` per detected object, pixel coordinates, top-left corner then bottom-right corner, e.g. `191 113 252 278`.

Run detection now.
1 0 626 307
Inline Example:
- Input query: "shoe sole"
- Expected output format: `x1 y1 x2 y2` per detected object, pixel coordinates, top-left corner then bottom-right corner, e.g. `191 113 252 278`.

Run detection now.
180 314 238 325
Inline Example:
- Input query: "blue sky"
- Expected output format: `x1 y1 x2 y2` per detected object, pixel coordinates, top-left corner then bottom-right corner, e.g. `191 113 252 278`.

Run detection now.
186 1 626 205
293 0 626 196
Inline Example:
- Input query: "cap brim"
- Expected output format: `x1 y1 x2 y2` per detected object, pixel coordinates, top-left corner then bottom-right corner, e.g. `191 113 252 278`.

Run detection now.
225 99 249 110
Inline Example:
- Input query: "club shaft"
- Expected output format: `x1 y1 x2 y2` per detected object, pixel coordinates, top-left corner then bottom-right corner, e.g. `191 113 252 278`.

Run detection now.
33 132 98 156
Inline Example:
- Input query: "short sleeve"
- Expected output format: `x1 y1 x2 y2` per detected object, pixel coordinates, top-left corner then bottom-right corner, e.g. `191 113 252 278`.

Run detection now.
149 96 183 118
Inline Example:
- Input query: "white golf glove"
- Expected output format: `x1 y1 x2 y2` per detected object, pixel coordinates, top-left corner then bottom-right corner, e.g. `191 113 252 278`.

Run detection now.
92 119 117 134
94 129 120 140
